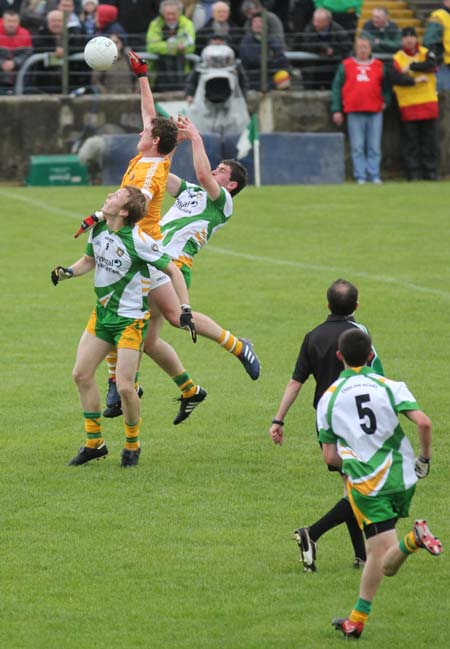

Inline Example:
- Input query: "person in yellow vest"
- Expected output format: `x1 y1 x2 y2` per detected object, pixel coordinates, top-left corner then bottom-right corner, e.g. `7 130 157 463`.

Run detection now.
423 0 450 91
390 27 439 181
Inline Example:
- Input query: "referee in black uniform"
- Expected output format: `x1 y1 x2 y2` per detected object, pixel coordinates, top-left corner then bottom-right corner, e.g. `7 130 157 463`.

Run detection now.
270 278 383 572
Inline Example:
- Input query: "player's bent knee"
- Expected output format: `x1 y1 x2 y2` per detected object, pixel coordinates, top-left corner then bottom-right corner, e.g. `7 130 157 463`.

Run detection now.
116 382 135 402
72 367 93 386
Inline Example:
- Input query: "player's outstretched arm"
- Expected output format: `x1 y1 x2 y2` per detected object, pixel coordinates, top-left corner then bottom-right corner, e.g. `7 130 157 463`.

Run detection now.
128 49 155 128
73 211 104 238
51 255 95 285
177 115 221 200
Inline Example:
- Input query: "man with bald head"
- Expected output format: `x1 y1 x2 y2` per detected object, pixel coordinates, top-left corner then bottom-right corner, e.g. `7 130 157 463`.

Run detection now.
195 1 242 54
269 279 383 573
301 8 352 89
33 8 82 91
361 7 401 54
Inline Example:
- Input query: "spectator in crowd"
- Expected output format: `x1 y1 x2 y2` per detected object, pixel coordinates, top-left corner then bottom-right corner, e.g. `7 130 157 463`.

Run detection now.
331 36 389 184
195 1 242 55
301 7 351 90
102 0 160 48
0 0 23 16
186 35 250 133
95 3 127 45
53 0 81 30
80 0 97 38
20 1 47 33
240 11 291 91
314 0 362 36
241 0 286 49
33 8 81 91
361 7 401 55
390 26 439 181
90 31 133 92
0 9 33 93
146 0 196 91
423 0 450 91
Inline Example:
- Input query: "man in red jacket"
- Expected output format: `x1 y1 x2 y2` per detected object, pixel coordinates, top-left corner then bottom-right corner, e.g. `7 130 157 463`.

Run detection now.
331 35 389 184
0 9 32 93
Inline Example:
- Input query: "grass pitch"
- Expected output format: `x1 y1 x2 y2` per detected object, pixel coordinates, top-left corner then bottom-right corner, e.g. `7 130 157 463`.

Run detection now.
1 182 449 649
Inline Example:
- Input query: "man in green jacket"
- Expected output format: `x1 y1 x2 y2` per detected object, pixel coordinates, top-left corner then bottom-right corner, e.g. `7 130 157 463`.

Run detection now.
146 0 196 91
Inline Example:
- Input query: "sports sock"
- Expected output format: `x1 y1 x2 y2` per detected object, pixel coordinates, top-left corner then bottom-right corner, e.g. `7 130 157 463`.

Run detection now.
308 498 366 561
308 497 351 540
106 351 117 380
399 531 419 555
173 371 197 398
124 419 141 450
84 411 104 449
218 329 243 356
349 597 371 625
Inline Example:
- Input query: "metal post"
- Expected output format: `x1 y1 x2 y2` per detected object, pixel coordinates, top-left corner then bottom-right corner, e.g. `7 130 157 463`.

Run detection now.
62 11 69 94
260 10 268 93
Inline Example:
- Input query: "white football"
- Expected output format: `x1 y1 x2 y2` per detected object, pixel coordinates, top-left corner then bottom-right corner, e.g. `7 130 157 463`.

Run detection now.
84 36 118 71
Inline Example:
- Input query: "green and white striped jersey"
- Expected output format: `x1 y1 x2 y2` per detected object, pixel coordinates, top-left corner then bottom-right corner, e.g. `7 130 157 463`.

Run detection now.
159 180 233 265
317 366 420 496
86 222 172 320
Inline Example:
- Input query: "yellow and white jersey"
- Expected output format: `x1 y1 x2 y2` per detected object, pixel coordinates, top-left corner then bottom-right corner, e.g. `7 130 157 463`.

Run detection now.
121 154 170 240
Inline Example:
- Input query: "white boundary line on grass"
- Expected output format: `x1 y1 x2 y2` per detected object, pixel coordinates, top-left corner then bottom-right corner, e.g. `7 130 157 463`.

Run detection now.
208 246 450 302
3 189 449 302
0 189 80 219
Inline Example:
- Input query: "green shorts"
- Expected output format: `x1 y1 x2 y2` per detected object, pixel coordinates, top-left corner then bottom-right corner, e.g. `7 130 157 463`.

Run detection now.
348 484 416 531
86 306 149 350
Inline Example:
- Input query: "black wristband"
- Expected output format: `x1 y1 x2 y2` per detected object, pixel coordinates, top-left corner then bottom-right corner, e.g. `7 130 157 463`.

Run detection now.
418 455 430 463
272 418 284 425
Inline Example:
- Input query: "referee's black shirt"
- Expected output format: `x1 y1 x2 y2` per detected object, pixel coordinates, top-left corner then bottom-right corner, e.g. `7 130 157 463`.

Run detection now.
292 315 365 409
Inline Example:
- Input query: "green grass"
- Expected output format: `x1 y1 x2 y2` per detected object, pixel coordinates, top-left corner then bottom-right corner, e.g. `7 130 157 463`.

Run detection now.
1 182 449 648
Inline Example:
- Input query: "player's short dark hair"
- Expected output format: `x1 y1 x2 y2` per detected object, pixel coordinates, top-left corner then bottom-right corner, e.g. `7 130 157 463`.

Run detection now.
122 186 147 225
222 159 248 196
151 117 178 155
338 328 372 366
327 278 358 316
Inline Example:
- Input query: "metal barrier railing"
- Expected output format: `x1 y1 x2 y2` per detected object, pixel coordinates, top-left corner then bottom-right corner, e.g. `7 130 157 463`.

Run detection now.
14 46 392 95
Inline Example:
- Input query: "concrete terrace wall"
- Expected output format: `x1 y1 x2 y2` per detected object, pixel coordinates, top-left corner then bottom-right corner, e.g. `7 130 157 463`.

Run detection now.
1 91 450 182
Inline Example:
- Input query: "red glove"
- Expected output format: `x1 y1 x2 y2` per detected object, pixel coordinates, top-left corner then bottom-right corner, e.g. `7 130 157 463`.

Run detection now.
128 49 148 78
73 211 103 238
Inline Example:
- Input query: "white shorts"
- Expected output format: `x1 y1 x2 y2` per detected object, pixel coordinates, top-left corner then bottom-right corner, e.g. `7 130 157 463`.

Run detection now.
148 264 171 291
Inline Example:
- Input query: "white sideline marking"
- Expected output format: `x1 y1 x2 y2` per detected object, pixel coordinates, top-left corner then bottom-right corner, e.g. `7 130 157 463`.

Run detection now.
0 189 80 218
4 189 448 301
208 246 450 302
